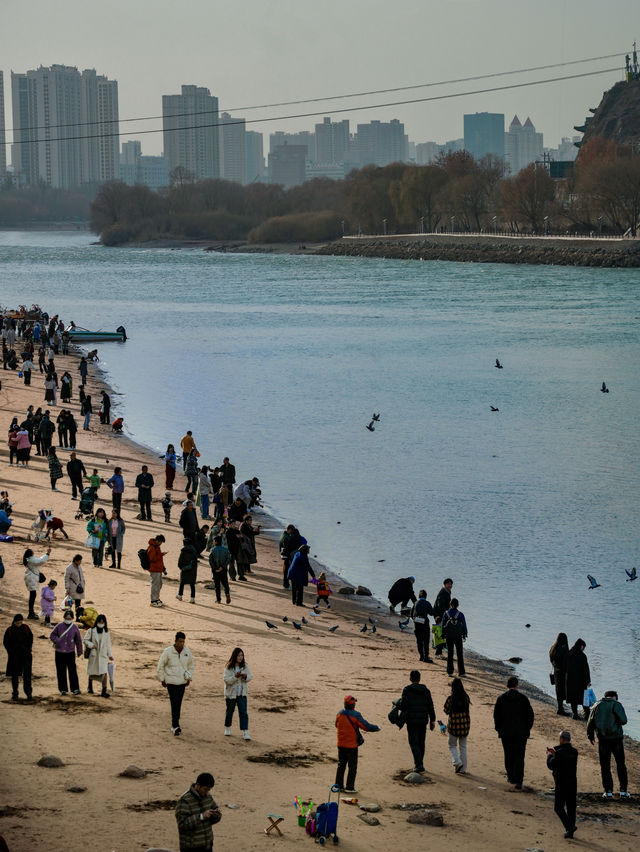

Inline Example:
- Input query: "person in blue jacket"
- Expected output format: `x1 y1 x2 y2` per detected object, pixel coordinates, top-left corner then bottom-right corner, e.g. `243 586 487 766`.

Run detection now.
287 544 315 606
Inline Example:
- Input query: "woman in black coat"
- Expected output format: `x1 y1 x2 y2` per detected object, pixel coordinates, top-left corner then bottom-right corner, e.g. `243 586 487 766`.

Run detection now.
564 638 590 720
3 614 33 700
549 632 570 716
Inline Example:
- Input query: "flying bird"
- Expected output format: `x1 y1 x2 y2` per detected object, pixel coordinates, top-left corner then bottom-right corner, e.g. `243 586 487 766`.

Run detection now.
365 420 376 432
587 574 601 589
360 624 368 633
377 559 385 563
301 616 309 624
625 567 637 582
490 406 499 412
265 621 278 630
293 621 302 630
495 359 503 369
328 625 339 633
601 382 609 393
372 413 381 422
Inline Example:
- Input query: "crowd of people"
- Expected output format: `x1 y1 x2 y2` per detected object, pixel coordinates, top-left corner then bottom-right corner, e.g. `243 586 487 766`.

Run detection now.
1 309 635 849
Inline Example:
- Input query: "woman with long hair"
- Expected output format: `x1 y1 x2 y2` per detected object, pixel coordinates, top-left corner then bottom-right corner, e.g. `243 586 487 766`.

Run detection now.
23 546 51 620
165 444 177 490
84 613 113 697
565 638 590 720
549 632 570 716
108 509 126 570
444 677 471 774
223 647 252 740
87 507 108 567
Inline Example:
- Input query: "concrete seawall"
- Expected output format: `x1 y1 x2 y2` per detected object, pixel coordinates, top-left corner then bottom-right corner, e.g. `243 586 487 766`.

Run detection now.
316 234 640 268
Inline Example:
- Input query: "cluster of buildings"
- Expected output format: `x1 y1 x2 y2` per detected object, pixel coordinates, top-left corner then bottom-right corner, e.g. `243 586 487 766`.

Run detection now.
0 66 578 192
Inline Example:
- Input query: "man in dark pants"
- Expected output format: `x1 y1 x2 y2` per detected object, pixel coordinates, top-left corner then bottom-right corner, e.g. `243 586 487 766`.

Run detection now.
587 690 630 799
175 771 221 852
279 523 303 590
335 695 380 793
66 452 87 499
100 390 111 424
441 598 467 676
135 464 154 520
493 676 535 790
398 670 436 773
546 730 578 839
432 578 453 656
387 576 416 613
411 589 434 662
220 456 236 488
157 631 194 736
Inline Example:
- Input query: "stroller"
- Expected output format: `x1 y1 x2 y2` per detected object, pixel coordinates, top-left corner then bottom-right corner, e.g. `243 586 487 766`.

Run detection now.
314 784 340 845
27 509 51 541
75 487 96 520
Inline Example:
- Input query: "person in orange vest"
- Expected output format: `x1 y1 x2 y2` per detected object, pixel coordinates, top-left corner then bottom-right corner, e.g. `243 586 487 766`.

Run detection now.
334 695 380 794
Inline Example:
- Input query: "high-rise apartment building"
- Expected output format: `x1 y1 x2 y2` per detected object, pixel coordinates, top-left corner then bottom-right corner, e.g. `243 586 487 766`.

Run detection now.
162 85 219 181
10 65 119 188
353 119 408 167
268 144 307 188
0 71 6 179
314 117 349 164
504 115 543 174
269 130 316 161
245 131 264 183
219 112 246 185
463 112 505 162
120 140 169 190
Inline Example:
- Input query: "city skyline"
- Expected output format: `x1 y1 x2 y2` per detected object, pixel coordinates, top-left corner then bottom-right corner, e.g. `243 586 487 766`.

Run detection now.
0 0 633 160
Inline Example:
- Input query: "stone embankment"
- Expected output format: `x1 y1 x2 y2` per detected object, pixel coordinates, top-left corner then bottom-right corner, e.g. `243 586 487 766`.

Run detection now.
315 234 640 268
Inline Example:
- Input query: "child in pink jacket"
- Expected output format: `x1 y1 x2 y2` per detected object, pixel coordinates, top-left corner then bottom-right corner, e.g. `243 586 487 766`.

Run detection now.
41 579 57 626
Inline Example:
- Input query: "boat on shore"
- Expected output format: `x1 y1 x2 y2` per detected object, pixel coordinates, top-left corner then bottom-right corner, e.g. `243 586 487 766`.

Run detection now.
66 325 127 342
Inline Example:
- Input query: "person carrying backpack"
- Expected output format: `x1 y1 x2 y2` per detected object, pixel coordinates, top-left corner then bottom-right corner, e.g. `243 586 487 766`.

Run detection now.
411 589 434 663
586 690 630 800
146 535 167 607
441 598 467 677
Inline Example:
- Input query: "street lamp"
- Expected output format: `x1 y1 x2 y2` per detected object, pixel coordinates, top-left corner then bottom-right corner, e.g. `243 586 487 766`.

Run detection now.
420 217 425 234
492 215 497 235
383 218 387 236
450 216 455 234
543 216 549 236
341 220 345 236
597 215 603 237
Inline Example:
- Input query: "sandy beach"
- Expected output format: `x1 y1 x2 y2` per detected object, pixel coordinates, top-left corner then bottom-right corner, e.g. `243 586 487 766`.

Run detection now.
0 340 638 852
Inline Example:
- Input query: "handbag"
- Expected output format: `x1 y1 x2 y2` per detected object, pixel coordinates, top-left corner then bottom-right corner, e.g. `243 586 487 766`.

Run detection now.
38 572 46 583
76 584 84 594
84 646 92 659
345 711 365 746
549 672 555 685
85 534 100 549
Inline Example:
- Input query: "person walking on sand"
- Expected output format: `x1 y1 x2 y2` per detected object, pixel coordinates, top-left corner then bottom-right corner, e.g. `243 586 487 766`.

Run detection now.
81 394 92 430
50 609 83 695
87 507 108 567
493 676 534 790
398 670 436 774
165 443 177 489
433 578 453 622
444 677 471 774
175 772 221 851
84 613 113 698
176 537 199 603
223 647 252 738
279 523 303 590
106 466 124 513
41 579 57 626
180 431 197 470
547 730 579 839
64 554 86 616
3 614 34 701
135 464 154 521
78 356 88 386
108 509 125 570
148 534 167 607
237 514 259 580
185 449 199 495
441 598 467 677
23 546 51 620
587 690 630 800
287 543 315 605
334 695 380 794
197 465 212 520
179 499 200 547
100 390 111 424
209 535 231 604
47 447 64 491
66 451 87 500
158 631 194 735
565 638 591 720
549 632 570 716
388 576 417 613
411 589 434 663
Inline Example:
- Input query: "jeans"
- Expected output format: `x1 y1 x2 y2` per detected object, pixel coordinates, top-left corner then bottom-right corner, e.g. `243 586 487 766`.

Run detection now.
112 492 122 512
186 473 198 493
92 540 105 566
598 737 628 792
415 624 430 660
83 412 90 429
110 538 122 569
200 494 210 518
407 722 427 771
335 747 358 790
167 683 186 728
291 582 304 606
213 570 230 602
11 656 32 698
501 736 528 785
150 572 163 602
55 652 79 692
139 498 152 520
446 635 466 675
448 732 468 771
225 695 248 729
58 429 68 448
554 782 577 831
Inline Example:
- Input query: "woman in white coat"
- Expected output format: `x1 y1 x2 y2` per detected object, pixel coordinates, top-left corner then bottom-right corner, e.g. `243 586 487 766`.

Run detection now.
223 647 252 739
84 613 113 698
23 546 51 620
64 554 86 617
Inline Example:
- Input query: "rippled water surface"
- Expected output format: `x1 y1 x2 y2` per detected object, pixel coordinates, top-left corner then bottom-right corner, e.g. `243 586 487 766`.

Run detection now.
1 230 639 735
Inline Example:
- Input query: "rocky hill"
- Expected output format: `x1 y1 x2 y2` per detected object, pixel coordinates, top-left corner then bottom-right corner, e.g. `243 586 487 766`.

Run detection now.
579 78 640 147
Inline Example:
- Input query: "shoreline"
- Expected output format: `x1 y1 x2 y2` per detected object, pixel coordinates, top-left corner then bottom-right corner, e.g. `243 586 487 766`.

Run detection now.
0 323 638 850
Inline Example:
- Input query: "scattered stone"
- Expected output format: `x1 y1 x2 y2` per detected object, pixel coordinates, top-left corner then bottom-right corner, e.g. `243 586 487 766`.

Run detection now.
356 585 372 596
338 587 355 595
360 803 381 813
407 808 444 826
226 804 240 809
404 772 425 784
357 812 380 826
508 657 523 664
66 785 87 793
119 764 148 778
37 754 64 768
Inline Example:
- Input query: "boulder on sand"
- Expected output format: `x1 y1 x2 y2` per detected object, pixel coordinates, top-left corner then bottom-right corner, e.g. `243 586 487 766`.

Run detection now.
403 771 425 784
338 587 355 595
37 755 64 768
356 586 372 596
407 808 444 826
119 764 148 778
357 812 380 826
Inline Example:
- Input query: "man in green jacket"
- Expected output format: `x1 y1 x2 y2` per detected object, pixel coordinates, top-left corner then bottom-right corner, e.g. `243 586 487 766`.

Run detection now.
586 690 630 799
175 771 221 851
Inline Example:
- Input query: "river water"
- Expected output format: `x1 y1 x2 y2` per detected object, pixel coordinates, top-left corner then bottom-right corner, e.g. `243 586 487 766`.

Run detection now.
1 230 639 736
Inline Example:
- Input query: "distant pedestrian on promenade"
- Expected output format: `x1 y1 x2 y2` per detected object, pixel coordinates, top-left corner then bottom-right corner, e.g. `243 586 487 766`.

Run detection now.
388 576 416 613
411 589 434 662
441 598 467 677
565 638 590 720
185 450 199 494
334 695 380 794
493 676 534 790
587 690 630 799
47 447 63 492
444 677 471 774
158 631 194 735
549 632 570 716
223 647 252 739
175 772 221 851
78 356 88 386
64 554 86 615
179 499 199 547
81 394 92 430
546 730 578 838
398 669 436 773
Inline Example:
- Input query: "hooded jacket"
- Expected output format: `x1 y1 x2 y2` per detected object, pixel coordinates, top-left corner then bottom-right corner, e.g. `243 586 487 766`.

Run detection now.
587 696 627 741
493 688 534 739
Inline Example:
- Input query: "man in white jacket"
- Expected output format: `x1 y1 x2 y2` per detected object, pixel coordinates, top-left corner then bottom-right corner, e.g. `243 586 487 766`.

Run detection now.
157 631 194 736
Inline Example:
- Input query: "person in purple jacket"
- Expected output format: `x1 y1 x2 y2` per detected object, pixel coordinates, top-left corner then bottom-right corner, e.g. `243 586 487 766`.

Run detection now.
50 610 83 695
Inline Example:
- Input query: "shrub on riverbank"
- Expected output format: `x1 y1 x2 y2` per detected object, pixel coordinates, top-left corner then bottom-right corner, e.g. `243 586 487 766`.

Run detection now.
248 211 344 244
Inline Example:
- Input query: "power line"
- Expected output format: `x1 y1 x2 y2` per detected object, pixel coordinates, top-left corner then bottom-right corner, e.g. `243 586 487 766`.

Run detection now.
6 66 620 148
5 51 625 136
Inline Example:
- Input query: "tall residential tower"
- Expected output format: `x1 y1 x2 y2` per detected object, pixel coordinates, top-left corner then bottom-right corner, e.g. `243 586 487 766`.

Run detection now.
162 85 219 181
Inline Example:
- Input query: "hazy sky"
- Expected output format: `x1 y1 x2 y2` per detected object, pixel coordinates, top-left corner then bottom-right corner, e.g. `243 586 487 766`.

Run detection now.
1 0 636 157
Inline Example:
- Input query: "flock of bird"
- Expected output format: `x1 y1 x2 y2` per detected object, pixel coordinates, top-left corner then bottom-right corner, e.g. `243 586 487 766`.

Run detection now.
587 567 637 589
265 612 383 634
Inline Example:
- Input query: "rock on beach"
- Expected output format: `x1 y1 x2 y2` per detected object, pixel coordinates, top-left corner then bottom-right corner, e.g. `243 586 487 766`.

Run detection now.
37 755 64 768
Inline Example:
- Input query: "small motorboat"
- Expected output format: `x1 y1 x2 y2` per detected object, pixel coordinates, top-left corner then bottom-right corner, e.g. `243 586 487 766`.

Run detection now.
66 325 127 342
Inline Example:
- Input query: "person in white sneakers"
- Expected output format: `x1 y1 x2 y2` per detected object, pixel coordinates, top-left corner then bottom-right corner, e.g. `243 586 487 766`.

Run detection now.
223 647 252 739
157 631 194 736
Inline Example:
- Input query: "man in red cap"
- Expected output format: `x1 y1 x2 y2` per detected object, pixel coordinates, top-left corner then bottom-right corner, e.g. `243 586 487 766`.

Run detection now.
335 694 380 793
